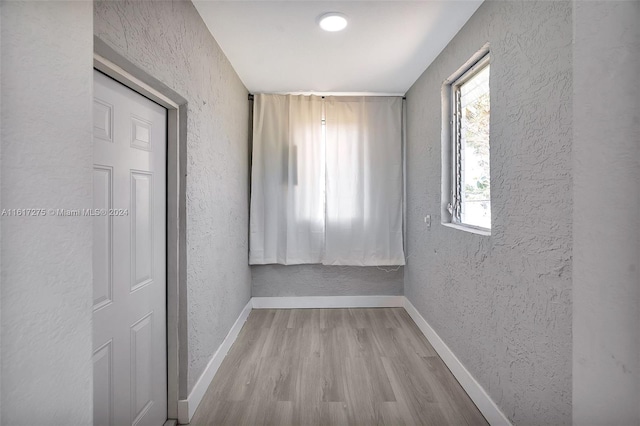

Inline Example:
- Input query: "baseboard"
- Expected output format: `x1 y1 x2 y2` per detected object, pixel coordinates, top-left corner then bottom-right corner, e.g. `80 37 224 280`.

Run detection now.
177 299 253 424
403 298 512 426
251 295 405 309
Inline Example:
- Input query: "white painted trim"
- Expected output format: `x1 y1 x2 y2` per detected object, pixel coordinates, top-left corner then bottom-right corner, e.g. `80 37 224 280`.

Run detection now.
178 300 253 424
403 299 511 426
94 54 180 109
442 222 491 236
251 295 405 309
176 400 189 425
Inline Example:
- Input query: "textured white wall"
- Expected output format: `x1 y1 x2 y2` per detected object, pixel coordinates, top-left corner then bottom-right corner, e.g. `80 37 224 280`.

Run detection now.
252 265 403 297
573 2 640 424
94 0 251 395
0 9 3 419
405 2 572 424
1 1 94 424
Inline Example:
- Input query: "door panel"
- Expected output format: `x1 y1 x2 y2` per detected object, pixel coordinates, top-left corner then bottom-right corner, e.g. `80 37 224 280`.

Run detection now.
93 340 114 426
93 70 167 426
93 166 113 311
131 171 154 291
130 312 154 425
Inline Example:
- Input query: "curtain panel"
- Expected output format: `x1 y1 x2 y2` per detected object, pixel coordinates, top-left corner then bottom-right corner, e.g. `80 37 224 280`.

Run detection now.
324 96 405 266
249 94 325 264
249 94 405 266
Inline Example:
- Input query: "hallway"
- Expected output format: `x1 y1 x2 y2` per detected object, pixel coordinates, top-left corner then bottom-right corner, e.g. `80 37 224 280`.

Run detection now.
191 308 487 425
1 1 638 424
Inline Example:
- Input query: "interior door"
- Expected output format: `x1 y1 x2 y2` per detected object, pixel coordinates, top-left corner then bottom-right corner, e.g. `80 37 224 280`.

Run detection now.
92 69 167 426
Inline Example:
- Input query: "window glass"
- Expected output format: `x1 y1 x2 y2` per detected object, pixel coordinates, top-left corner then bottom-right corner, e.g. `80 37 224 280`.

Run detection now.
456 62 490 230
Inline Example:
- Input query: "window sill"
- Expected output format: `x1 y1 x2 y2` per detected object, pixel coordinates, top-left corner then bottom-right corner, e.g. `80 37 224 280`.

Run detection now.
442 222 491 236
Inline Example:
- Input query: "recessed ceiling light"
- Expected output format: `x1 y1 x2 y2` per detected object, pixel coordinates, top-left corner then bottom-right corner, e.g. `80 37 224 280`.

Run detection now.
318 12 348 32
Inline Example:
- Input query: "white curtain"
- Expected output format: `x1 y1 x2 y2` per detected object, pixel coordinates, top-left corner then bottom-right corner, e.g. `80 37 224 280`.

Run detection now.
324 96 405 266
249 94 405 266
249 94 325 264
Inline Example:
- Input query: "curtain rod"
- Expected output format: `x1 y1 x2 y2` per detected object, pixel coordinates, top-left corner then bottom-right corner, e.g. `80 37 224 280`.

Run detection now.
248 94 406 101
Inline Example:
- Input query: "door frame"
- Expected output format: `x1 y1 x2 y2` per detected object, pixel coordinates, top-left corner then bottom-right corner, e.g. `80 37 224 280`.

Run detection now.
94 37 187 422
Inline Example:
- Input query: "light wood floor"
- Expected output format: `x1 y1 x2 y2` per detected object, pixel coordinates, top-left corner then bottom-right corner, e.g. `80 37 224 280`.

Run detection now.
190 308 488 425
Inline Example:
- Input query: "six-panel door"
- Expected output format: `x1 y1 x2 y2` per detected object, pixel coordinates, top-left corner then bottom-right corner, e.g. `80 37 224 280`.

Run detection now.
92 70 167 426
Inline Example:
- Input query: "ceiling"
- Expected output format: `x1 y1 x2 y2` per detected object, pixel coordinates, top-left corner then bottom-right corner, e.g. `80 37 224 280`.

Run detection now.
193 1 483 95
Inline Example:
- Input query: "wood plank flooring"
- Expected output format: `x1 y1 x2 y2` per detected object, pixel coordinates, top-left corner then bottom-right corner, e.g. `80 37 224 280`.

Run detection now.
189 308 488 426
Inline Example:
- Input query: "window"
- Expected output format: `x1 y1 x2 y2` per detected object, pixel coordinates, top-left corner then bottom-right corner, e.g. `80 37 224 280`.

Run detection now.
446 52 491 232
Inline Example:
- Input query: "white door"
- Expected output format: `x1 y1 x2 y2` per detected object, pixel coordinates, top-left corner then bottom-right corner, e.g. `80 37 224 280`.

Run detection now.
92 69 167 426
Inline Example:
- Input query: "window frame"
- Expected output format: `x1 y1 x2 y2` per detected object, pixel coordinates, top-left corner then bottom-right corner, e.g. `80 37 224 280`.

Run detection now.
443 49 491 234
